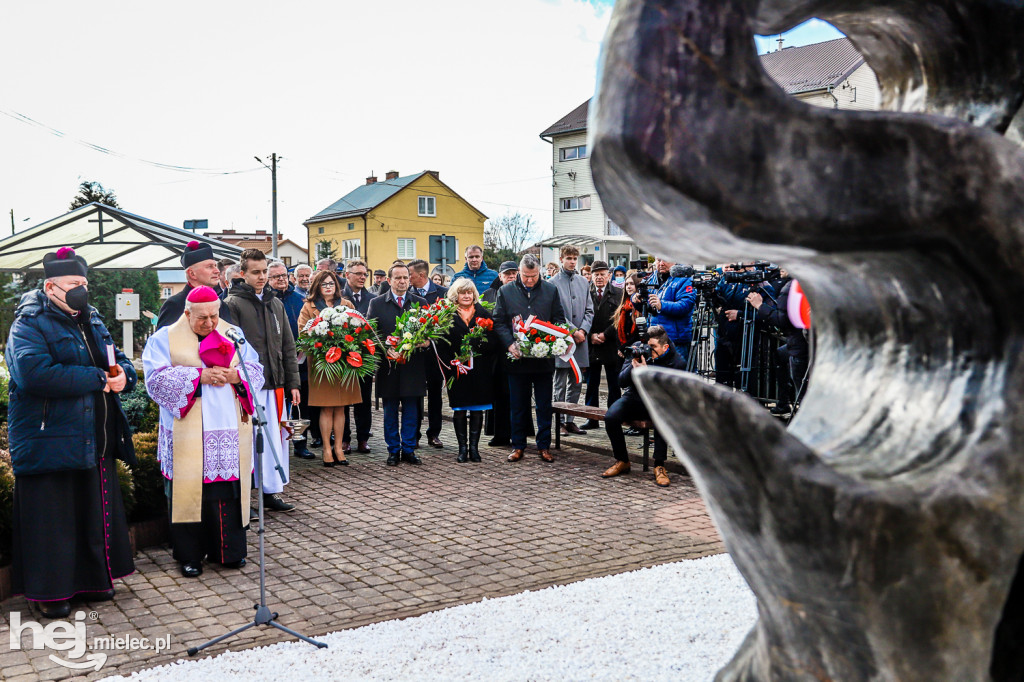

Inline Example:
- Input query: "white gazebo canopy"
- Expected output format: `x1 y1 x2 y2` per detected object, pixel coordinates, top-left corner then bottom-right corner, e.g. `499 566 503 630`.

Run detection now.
0 203 242 272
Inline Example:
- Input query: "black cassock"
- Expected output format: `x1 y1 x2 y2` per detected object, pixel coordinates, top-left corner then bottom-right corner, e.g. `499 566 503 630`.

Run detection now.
11 315 134 602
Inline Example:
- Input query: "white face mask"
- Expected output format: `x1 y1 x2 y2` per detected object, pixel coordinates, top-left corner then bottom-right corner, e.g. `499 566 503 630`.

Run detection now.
613 276 624 284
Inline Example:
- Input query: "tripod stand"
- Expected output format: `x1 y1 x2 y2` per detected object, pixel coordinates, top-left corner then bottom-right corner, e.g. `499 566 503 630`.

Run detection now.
686 291 717 379
187 335 327 656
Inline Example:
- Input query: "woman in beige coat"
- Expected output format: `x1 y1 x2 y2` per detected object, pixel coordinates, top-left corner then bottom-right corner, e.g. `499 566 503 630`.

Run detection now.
297 270 361 466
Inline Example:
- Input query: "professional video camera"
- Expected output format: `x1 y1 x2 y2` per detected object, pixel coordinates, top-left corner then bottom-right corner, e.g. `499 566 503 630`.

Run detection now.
690 270 721 292
623 339 654 362
629 258 654 336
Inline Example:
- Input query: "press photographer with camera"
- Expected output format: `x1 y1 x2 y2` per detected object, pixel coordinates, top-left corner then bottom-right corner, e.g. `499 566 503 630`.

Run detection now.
714 261 776 388
600 325 687 487
747 272 809 417
644 259 696 364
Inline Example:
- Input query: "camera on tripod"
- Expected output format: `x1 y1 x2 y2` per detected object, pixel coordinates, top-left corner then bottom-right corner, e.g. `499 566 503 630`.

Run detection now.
691 270 720 292
723 269 766 284
629 258 654 336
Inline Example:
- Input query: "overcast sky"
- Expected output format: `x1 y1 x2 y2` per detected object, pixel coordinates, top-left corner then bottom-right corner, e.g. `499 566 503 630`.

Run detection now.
0 1 841 250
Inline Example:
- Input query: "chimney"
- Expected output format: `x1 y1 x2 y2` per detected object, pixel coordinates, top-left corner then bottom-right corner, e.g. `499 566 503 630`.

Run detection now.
256 229 267 235
366 174 377 185
385 170 399 181
223 229 236 235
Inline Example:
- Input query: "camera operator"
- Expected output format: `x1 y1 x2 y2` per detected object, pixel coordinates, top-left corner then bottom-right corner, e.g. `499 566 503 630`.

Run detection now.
599 326 686 488
644 259 696 364
747 272 808 417
714 262 775 387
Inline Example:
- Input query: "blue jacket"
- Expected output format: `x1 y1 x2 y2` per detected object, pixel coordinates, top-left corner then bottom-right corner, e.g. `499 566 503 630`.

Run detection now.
646 265 696 345
452 262 498 293
5 290 138 476
279 283 305 339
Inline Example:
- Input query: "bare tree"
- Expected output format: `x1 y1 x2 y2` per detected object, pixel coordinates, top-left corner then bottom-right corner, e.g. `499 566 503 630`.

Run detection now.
484 210 538 254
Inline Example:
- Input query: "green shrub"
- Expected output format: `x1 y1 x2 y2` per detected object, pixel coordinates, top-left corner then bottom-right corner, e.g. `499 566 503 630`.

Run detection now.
119 376 159 434
0 450 13 566
0 423 7 451
129 431 166 522
117 460 136 520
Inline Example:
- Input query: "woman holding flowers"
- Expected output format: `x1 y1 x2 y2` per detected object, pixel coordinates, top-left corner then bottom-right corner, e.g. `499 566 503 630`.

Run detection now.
440 279 497 463
297 270 360 467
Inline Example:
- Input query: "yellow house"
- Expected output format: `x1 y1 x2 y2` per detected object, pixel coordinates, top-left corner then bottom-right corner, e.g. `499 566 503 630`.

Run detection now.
304 170 487 275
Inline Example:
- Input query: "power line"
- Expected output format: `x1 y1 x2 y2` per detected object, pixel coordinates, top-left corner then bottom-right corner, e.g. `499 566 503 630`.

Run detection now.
0 107 263 176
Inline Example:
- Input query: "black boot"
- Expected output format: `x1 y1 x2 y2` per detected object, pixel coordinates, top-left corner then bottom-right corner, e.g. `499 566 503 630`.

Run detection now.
453 410 469 463
468 411 483 462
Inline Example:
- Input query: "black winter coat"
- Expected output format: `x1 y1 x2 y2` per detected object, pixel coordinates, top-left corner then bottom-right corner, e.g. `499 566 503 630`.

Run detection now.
5 290 138 475
493 277 566 374
440 304 496 407
341 283 375 315
223 283 300 391
157 283 233 330
589 284 623 362
618 342 688 402
367 291 429 399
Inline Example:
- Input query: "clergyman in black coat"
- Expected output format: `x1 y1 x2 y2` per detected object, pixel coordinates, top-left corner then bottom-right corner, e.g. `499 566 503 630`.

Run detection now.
366 264 428 465
157 241 233 329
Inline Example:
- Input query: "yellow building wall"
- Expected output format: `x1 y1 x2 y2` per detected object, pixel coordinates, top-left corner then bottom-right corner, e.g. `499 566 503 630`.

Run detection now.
307 173 486 274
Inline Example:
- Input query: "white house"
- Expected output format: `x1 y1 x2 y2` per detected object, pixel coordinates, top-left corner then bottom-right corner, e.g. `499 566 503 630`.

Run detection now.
538 37 880 265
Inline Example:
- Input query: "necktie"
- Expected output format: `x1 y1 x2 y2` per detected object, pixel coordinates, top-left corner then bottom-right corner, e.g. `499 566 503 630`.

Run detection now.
354 292 360 305
397 296 404 307
597 288 604 304
420 287 427 297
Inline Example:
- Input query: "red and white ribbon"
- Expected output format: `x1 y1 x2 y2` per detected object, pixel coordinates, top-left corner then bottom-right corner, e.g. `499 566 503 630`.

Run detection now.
450 355 474 376
512 315 581 383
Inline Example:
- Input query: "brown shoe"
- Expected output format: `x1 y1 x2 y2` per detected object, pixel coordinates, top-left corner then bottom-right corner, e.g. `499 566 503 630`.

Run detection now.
602 461 631 478
341 441 352 455
507 448 525 462
428 437 444 449
539 449 554 462
563 423 586 435
654 466 670 487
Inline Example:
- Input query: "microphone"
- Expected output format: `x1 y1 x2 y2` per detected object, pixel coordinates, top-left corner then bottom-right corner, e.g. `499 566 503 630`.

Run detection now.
224 327 246 345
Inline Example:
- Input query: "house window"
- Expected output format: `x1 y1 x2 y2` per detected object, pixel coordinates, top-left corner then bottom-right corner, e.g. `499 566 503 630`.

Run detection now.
607 219 625 236
397 238 416 259
161 287 172 299
418 196 436 217
560 145 587 161
560 196 592 212
283 257 292 267
318 226 324 234
343 239 361 259
348 222 355 231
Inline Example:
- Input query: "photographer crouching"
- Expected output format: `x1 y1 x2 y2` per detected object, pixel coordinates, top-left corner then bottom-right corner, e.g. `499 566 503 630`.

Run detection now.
600 326 686 487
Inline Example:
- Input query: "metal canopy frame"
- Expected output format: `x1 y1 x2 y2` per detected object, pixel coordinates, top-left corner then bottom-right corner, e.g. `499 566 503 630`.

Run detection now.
0 203 243 272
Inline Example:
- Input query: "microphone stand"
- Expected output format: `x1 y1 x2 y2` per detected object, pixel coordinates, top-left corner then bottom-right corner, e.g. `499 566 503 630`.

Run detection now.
187 335 327 656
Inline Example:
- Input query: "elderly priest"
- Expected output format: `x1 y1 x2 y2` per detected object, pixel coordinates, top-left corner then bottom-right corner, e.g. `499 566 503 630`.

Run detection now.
143 286 263 578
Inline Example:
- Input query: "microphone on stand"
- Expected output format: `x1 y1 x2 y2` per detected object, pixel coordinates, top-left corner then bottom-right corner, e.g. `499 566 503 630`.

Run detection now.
225 327 246 346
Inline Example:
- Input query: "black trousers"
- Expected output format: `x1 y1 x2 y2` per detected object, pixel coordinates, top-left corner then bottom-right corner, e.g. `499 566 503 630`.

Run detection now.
416 365 444 441
343 376 374 443
299 368 321 443
604 395 667 465
486 363 512 441
584 354 623 409
166 480 247 565
509 371 553 450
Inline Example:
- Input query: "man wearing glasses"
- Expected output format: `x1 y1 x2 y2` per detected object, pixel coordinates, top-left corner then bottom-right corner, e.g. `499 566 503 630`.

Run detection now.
340 259 375 453
268 260 315 460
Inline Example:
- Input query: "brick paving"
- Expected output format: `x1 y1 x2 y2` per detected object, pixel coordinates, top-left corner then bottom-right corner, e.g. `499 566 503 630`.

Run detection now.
0 406 723 681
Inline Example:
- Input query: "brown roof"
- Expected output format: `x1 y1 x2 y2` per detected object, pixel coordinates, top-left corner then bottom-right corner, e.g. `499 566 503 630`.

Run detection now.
759 37 864 94
539 99 590 140
539 38 865 138
232 237 301 250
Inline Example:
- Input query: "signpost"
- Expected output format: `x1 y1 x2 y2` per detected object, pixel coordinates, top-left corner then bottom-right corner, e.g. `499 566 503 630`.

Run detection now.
429 234 458 275
116 289 140 359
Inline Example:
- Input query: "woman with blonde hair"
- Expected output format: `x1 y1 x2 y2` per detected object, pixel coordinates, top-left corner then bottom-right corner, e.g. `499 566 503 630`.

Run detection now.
297 270 360 467
439 278 497 463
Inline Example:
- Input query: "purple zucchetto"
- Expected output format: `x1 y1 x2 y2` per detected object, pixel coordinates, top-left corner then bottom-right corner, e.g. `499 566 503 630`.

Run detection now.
42 247 88 279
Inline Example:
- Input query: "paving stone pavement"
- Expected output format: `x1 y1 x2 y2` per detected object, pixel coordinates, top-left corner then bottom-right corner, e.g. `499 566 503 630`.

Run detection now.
0 406 723 681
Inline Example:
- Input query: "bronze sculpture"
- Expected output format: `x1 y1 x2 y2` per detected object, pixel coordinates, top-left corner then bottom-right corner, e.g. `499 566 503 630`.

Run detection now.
590 1 1024 679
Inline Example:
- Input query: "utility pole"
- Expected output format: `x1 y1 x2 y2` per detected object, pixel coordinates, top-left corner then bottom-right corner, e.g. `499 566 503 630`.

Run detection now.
255 153 280 258
10 209 14 235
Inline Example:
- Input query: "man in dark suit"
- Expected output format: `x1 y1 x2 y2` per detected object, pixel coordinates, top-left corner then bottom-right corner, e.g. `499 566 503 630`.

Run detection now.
366 264 428 466
408 259 448 449
157 242 234 329
340 258 375 453
582 261 624 429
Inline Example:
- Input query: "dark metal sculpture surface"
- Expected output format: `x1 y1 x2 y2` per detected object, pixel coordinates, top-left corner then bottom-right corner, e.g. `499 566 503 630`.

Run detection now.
590 1 1024 680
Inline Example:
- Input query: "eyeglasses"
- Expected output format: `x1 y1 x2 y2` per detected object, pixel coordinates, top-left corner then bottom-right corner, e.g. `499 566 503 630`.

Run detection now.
321 282 336 288
349 271 368 277
268 274 289 281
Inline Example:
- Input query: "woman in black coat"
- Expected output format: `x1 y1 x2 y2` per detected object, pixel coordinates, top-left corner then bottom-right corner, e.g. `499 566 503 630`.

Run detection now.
440 279 497 463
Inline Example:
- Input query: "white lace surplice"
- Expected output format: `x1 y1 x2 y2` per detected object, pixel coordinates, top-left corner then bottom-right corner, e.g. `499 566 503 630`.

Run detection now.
143 325 264 483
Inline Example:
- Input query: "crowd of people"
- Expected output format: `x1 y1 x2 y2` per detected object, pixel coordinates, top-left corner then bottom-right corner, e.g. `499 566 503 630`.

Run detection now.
3 240 808 618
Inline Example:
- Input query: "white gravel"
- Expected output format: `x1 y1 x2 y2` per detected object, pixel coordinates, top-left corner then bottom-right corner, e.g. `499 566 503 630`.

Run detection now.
103 553 756 682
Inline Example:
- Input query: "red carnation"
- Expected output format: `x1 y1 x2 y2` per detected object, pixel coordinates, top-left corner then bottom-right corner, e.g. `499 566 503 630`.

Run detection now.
342 322 349 329
419 317 426 323
325 347 342 363
328 331 334 337
431 315 438 323
314 342 323 348
346 351 363 367
344 334 354 342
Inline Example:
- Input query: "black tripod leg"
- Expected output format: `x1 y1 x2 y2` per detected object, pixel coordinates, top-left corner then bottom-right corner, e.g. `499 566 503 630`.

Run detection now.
269 620 330 648
187 622 258 656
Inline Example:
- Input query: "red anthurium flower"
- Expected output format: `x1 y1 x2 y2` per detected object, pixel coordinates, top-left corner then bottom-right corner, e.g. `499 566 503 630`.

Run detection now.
344 334 354 342
346 351 363 367
363 338 376 355
325 347 342 363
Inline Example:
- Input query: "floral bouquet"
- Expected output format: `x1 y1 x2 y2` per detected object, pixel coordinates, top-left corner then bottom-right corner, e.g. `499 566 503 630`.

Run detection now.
297 306 381 384
508 315 582 383
446 317 494 388
386 298 455 362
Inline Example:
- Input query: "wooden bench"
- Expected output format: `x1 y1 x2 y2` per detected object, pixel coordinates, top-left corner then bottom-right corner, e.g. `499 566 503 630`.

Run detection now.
551 402 654 471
